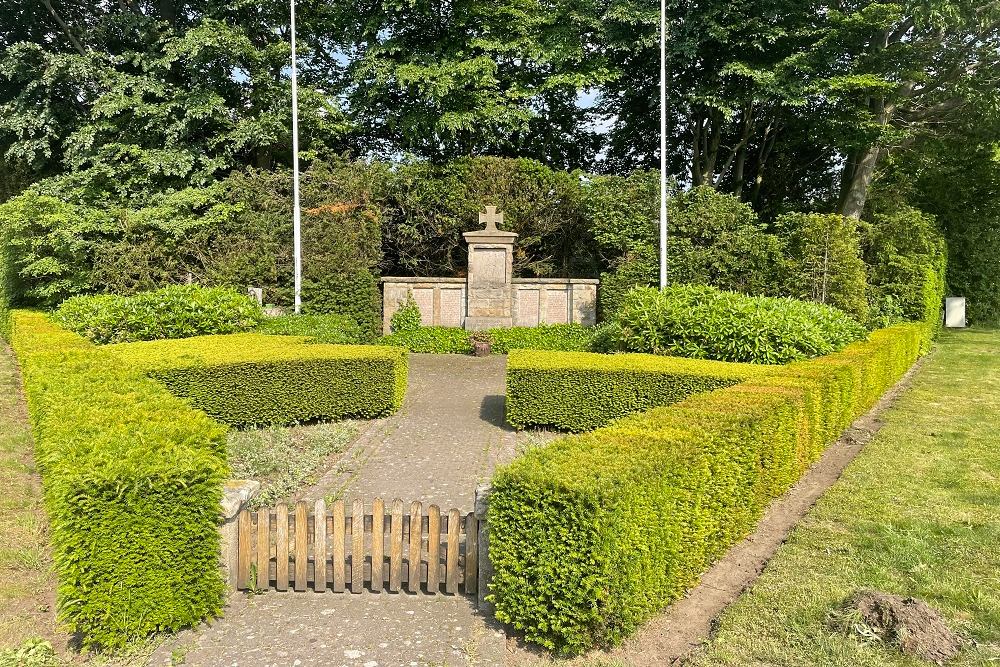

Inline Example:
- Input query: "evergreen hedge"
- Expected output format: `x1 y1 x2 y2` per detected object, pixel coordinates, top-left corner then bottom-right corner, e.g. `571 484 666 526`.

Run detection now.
108 334 408 427
489 323 928 654
506 350 761 431
5 311 229 650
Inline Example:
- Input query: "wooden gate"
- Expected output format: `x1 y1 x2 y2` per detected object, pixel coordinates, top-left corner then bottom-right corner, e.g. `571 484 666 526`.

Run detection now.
235 498 480 595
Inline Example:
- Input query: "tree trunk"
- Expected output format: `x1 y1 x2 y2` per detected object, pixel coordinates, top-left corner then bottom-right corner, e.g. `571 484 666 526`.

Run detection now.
838 145 880 218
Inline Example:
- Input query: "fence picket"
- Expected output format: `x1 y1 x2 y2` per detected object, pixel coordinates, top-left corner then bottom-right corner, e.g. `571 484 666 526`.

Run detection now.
333 500 346 592
294 501 308 591
256 509 270 591
464 512 478 595
446 509 460 594
237 510 252 590
427 505 441 593
408 501 422 594
371 498 385 592
314 499 327 593
351 499 364 593
389 499 403 592
276 504 289 591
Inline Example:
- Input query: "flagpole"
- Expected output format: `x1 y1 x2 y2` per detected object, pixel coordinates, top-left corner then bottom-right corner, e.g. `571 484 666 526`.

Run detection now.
659 0 668 289
290 0 302 314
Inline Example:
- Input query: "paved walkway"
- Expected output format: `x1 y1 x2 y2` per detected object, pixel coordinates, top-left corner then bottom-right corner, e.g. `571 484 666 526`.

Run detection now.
301 354 522 511
151 354 536 667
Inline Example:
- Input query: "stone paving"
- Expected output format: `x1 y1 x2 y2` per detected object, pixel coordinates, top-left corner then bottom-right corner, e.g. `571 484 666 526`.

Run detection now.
151 354 540 667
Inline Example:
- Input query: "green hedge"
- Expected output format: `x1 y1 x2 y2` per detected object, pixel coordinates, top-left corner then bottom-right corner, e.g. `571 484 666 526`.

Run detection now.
256 313 370 344
489 323 928 654
54 285 265 344
378 326 474 354
506 350 761 431
7 311 228 650
108 334 408 427
488 324 596 354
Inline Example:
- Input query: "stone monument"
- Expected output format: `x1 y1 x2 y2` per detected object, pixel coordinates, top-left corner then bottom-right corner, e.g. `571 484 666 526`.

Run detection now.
462 206 518 330
380 205 598 334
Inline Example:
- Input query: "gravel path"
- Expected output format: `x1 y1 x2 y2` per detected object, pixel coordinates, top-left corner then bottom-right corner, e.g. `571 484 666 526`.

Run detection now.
151 353 531 667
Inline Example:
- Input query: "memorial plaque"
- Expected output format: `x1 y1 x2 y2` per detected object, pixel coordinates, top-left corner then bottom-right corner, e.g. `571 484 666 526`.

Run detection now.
516 289 540 326
544 289 569 325
439 289 464 327
471 248 507 288
412 288 434 326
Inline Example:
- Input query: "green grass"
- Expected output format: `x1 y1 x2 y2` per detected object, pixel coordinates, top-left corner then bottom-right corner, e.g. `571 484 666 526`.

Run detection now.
692 329 1000 666
228 421 360 508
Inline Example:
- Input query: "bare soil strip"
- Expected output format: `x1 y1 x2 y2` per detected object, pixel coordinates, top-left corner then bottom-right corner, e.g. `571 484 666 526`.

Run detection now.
589 356 930 667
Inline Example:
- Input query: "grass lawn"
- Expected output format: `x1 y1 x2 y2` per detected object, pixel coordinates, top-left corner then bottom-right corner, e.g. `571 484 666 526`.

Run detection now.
692 329 1000 666
227 421 359 508
0 343 62 658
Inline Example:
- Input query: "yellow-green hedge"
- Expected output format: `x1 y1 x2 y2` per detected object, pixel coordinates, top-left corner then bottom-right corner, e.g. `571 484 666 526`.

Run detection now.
506 349 762 431
107 334 408 427
488 324 929 654
6 311 229 650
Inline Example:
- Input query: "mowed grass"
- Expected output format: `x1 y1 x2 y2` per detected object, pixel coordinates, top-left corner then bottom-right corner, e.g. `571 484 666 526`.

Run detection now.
0 344 61 654
693 329 1000 666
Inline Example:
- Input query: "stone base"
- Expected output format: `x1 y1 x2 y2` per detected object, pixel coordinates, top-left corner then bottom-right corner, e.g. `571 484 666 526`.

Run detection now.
464 316 513 331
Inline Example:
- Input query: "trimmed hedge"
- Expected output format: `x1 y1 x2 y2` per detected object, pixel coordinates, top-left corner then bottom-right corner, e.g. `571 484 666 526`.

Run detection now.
488 324 596 354
611 285 867 364
378 326 474 354
54 285 265 344
256 313 370 344
506 350 761 431
489 323 929 654
108 334 408 427
6 311 228 650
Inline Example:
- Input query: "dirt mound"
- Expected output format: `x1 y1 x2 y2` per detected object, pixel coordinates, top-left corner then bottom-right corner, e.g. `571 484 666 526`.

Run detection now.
842 589 962 663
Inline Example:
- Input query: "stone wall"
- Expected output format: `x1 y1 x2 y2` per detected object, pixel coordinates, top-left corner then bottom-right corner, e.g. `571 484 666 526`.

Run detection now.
381 277 598 334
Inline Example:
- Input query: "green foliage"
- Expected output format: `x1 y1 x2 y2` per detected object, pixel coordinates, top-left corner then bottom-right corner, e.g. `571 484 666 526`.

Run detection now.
585 180 786 318
256 314 369 344
488 324 596 354
108 334 408 427
611 285 867 364
489 323 930 654
387 157 596 278
0 191 115 308
302 270 382 338
506 350 759 431
778 212 869 321
378 326 474 354
7 311 228 650
389 292 424 334
861 204 947 332
0 638 60 667
54 285 264 345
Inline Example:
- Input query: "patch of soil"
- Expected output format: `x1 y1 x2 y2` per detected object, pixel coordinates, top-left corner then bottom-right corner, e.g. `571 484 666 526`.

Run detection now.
843 589 962 664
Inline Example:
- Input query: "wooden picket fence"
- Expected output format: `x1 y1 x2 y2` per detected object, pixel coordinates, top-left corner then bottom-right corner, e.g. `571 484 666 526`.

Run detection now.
235 498 480 595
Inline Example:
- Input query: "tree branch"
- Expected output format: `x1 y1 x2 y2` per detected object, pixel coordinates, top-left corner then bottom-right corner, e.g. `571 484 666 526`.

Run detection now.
40 0 86 56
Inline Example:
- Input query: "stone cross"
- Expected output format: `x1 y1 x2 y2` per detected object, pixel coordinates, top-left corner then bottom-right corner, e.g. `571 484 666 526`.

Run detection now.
479 205 504 232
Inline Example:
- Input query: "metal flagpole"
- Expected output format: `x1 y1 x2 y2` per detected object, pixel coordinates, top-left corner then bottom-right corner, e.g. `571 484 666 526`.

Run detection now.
659 0 669 289
290 0 302 314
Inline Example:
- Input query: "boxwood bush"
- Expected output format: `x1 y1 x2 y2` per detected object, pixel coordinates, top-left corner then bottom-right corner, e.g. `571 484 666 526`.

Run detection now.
108 334 408 427
6 311 229 650
488 323 928 654
54 285 264 344
256 313 370 344
506 350 761 431
611 285 867 364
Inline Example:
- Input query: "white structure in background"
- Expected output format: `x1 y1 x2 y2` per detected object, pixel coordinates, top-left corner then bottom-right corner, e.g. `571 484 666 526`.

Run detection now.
945 297 967 328
659 0 669 288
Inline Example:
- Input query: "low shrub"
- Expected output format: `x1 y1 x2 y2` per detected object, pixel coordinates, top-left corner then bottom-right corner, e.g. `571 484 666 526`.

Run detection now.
378 326 474 354
7 311 228 650
488 323 929 654
108 334 408 427
389 291 423 333
256 313 370 344
506 350 760 431
302 270 383 338
488 324 596 354
54 285 264 344
611 285 867 364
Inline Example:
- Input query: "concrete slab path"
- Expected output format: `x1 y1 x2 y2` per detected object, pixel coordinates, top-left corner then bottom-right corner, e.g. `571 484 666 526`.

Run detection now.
151 353 535 667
